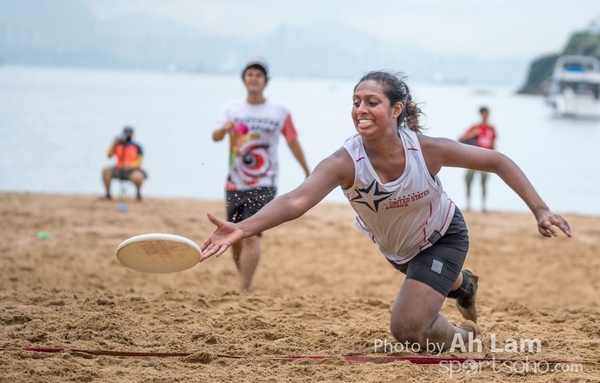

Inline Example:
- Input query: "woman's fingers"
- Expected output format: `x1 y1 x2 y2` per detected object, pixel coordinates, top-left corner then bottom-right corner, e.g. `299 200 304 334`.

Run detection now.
207 212 224 227
555 216 572 237
200 243 219 261
539 226 553 237
215 245 229 257
199 213 239 262
538 214 572 238
200 242 230 262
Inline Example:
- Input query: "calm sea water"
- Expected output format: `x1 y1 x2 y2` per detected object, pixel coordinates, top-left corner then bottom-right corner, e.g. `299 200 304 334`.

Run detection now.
1 66 599 215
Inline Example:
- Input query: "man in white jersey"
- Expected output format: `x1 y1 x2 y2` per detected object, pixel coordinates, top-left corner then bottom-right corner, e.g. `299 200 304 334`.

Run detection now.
202 70 571 351
212 57 310 292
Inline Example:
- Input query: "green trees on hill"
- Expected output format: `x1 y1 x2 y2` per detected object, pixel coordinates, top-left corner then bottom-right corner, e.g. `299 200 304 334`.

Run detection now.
519 31 600 95
564 31 600 57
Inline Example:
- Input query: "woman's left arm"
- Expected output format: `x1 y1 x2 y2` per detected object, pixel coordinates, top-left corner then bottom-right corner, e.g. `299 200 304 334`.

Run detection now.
420 136 572 238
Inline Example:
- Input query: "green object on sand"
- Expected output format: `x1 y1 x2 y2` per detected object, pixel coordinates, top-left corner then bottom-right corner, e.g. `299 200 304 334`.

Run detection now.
37 231 50 240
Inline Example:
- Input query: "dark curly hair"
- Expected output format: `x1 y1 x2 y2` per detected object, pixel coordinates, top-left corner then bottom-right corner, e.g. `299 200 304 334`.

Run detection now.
354 71 424 133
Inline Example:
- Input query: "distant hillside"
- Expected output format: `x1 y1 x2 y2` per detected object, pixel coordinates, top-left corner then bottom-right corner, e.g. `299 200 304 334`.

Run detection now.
0 0 527 85
519 30 600 95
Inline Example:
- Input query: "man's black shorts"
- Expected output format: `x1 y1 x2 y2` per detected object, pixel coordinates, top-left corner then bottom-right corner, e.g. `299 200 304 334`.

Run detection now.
226 187 277 231
110 167 147 181
388 208 470 296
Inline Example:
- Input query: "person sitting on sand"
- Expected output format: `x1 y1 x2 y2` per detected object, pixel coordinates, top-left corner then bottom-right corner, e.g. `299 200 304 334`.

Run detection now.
199 70 571 351
101 126 147 201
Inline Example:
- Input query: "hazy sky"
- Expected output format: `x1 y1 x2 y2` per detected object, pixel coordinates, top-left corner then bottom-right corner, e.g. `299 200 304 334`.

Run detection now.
87 0 599 60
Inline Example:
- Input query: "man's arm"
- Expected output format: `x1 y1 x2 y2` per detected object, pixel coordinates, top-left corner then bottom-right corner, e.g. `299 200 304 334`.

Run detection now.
107 138 119 158
281 114 310 177
128 155 143 169
459 126 478 141
212 121 235 141
287 138 311 177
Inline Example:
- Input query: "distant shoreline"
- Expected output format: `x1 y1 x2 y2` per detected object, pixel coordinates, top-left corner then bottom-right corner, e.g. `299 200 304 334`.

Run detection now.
0 191 594 218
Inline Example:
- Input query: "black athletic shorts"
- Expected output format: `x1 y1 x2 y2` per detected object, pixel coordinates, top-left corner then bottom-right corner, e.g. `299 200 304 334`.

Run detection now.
110 167 147 180
388 207 470 296
226 187 277 235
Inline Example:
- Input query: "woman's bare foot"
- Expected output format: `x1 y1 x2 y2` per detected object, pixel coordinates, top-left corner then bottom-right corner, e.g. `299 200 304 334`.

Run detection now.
460 320 479 337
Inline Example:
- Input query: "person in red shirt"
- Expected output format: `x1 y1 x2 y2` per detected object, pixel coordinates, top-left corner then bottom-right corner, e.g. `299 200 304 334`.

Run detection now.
101 126 147 201
459 107 497 212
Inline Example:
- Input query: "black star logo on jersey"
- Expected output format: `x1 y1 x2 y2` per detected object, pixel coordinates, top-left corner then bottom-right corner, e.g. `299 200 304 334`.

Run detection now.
351 180 394 212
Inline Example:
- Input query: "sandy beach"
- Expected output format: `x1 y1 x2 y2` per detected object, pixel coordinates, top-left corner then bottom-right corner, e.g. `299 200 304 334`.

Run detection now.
0 192 598 382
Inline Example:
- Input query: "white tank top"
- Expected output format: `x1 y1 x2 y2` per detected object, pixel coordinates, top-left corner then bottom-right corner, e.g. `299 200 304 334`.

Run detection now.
342 128 455 265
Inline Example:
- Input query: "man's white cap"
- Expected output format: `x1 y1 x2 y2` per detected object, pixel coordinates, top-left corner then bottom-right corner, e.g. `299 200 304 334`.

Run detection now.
242 57 269 78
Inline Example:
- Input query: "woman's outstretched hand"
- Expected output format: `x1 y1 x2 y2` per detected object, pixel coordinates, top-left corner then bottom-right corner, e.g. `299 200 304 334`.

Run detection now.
535 210 572 238
200 213 244 261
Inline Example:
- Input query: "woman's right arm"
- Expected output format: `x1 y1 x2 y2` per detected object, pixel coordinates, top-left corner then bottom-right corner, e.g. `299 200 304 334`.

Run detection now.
200 148 354 260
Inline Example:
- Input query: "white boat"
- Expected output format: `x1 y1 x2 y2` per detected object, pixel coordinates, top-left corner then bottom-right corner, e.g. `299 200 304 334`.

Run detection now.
545 55 600 117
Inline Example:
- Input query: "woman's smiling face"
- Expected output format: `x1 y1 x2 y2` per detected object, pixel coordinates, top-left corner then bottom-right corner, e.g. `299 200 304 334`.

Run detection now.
352 80 402 137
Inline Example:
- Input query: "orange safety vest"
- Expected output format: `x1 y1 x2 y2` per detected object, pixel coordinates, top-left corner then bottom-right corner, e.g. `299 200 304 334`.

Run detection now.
114 142 142 169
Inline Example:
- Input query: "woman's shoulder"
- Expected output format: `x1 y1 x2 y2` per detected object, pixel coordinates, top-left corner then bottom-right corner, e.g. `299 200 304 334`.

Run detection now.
322 147 355 188
341 132 362 151
416 133 455 150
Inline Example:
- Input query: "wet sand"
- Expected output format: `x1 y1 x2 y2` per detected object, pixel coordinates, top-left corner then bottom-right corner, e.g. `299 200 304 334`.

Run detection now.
0 192 598 382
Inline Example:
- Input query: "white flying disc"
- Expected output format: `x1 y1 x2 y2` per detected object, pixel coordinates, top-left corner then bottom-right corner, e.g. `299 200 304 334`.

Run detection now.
116 233 202 273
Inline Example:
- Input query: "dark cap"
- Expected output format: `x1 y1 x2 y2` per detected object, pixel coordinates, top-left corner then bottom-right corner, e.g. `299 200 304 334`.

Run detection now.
123 126 134 134
241 57 269 78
